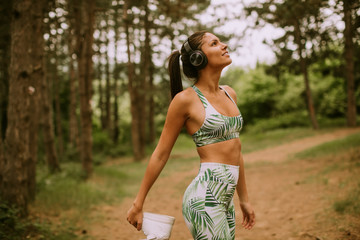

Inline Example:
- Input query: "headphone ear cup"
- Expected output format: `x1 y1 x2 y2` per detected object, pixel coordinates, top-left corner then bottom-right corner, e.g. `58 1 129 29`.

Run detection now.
198 51 208 69
190 50 208 69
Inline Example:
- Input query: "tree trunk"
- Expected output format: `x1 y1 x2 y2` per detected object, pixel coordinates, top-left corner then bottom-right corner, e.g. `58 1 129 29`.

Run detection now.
123 0 144 161
343 0 357 127
0 2 11 141
97 54 106 130
67 0 80 151
28 0 50 200
95 13 106 130
105 14 112 132
0 0 45 215
143 2 155 144
68 28 80 151
113 3 120 143
53 32 64 159
75 0 95 177
294 19 319 130
40 0 60 174
142 1 150 145
41 60 60 173
148 64 155 144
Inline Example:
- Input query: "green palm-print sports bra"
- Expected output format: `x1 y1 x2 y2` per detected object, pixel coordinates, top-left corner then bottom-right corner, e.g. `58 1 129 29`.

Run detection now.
191 85 243 147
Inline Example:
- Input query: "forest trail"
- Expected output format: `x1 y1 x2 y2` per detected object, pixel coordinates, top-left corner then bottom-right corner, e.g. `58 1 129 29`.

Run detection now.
86 127 360 240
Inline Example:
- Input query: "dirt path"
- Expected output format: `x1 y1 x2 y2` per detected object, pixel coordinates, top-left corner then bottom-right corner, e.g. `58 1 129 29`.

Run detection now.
245 128 360 163
87 128 360 240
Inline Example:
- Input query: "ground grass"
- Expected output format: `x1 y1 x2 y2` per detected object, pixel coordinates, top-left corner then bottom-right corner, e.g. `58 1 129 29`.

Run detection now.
241 127 316 153
23 126 358 239
294 132 360 159
293 132 360 217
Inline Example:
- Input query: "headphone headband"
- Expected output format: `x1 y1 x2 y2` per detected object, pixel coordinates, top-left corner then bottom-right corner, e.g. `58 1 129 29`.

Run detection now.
183 40 193 54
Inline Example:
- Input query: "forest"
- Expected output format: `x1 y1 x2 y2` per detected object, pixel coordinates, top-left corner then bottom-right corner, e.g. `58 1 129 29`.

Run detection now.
0 0 359 239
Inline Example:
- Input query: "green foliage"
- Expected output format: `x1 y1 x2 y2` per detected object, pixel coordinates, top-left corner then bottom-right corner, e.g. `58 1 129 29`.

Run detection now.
0 201 25 240
0 201 78 240
223 65 281 123
223 57 359 129
274 73 306 114
92 130 113 153
223 65 311 129
91 126 133 164
310 62 347 118
245 0 329 71
245 111 310 133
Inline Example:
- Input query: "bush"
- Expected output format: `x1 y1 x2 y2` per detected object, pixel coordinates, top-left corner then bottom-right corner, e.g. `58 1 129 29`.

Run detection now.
0 201 24 240
245 111 310 133
92 130 113 153
0 201 73 240
223 65 281 124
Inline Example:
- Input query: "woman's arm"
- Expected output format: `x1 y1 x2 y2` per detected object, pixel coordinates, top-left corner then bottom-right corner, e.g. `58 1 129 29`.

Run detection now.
236 152 256 230
127 92 190 231
222 85 255 229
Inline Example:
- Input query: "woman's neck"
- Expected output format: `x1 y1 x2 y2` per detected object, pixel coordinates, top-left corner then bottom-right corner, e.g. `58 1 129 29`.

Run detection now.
196 68 222 93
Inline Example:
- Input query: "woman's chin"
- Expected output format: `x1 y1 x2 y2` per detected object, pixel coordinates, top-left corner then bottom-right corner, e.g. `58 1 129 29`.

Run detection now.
224 59 232 67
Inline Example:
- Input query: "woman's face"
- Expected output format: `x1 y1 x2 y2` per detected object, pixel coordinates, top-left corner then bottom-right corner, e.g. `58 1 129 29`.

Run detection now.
200 33 232 69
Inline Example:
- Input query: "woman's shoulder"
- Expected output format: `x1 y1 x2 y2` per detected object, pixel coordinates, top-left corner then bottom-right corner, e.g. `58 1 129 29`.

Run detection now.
220 85 238 102
172 87 197 104
169 87 198 111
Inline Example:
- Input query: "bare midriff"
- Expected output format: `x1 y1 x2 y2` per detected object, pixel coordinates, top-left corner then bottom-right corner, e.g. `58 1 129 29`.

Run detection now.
196 138 241 166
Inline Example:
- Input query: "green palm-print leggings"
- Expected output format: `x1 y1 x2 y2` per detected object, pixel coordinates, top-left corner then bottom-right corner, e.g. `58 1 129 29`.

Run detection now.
182 162 239 240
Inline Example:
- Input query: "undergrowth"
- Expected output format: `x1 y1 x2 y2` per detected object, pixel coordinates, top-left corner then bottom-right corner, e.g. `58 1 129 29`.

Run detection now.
0 201 78 240
294 133 360 216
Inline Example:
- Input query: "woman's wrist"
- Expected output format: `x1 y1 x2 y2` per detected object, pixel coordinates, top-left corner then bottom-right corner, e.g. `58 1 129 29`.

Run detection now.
237 193 249 204
132 201 143 211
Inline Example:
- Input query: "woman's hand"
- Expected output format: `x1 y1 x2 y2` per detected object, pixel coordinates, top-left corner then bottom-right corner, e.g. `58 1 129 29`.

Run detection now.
126 203 143 231
240 202 255 230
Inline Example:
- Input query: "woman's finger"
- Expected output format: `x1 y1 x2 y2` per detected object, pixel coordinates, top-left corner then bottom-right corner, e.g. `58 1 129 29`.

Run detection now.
136 220 143 231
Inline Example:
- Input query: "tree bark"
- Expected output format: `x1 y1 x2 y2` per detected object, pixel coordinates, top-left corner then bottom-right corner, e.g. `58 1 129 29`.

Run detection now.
68 35 80 151
41 58 60 173
148 64 155 144
52 49 64 160
53 11 64 159
96 12 106 130
0 1 11 141
294 19 319 130
0 0 45 215
142 1 151 145
123 0 145 161
67 0 80 151
143 2 155 144
97 53 106 130
343 0 357 127
113 3 120 143
75 0 95 177
105 14 112 132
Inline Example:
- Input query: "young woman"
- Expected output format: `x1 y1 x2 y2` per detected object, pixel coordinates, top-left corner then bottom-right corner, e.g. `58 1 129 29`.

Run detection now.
127 30 255 239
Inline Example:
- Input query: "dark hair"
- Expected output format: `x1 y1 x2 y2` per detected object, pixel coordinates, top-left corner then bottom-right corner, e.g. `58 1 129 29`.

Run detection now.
168 30 208 98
